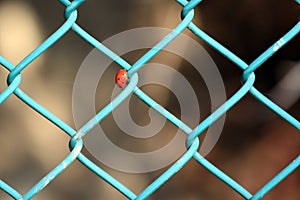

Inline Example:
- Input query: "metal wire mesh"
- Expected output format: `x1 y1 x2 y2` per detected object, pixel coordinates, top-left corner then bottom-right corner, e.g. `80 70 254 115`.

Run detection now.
0 0 299 199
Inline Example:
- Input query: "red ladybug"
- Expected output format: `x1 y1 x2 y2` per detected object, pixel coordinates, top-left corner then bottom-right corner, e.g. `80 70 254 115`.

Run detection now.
115 69 128 88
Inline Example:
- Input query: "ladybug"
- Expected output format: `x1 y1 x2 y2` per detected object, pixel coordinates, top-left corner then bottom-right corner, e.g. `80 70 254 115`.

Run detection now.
115 69 128 88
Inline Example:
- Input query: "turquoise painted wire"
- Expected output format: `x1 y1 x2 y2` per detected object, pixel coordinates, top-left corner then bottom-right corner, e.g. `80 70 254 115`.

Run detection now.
190 74 255 199
0 0 299 199
8 56 138 199
178 0 300 130
22 139 83 200
7 11 78 85
1 57 137 199
0 180 22 199
251 155 300 200
127 6 195 77
186 73 255 147
5 9 78 137
0 57 21 104
60 0 133 70
134 70 260 200
136 138 200 200
0 1 137 198
195 25 299 129
250 87 300 129
68 3 235 199
77 154 137 199
20 69 140 200
73 24 132 70
181 0 202 18
194 153 253 199
243 22 300 80
187 22 300 129
177 0 300 199
0 75 21 104
134 86 253 199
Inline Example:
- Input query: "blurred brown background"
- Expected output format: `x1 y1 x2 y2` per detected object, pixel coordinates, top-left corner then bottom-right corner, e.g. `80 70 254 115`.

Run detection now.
0 0 299 199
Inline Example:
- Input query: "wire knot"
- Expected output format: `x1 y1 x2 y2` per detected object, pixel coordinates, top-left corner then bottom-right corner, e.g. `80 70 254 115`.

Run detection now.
69 134 82 151
64 0 85 19
181 0 202 19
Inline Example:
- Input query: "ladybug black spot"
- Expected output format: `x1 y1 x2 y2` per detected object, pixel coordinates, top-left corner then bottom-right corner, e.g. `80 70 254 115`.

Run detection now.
118 78 120 80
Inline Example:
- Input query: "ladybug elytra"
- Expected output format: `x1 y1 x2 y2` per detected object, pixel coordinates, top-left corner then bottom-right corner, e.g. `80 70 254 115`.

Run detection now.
115 69 128 88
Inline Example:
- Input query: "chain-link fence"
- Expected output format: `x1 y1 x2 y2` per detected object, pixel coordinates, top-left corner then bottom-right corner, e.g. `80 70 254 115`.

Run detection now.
0 0 299 199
